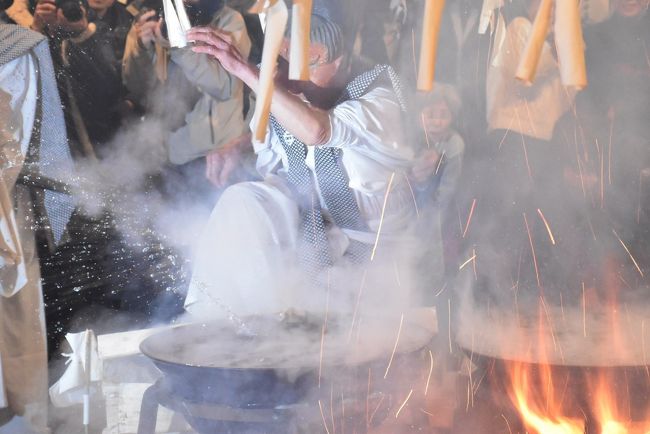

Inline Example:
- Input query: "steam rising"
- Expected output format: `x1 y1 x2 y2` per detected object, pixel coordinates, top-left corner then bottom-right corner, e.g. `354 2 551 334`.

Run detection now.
36 0 649 433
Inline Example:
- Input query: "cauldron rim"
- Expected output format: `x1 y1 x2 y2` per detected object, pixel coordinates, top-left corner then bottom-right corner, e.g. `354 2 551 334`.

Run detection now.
140 315 435 371
459 344 650 370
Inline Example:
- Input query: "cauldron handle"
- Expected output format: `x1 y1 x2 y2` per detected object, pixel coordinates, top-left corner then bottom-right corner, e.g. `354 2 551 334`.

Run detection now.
137 380 163 434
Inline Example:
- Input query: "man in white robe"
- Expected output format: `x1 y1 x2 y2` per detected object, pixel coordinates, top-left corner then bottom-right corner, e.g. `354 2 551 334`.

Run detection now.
0 17 75 433
184 1 420 320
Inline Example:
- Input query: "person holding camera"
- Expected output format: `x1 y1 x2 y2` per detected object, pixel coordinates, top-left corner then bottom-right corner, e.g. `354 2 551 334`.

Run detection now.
30 0 132 157
122 0 251 206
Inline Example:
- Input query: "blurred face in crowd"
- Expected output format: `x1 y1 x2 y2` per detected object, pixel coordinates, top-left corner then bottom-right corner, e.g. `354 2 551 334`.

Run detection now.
88 0 114 16
421 100 453 140
383 20 401 63
612 0 649 17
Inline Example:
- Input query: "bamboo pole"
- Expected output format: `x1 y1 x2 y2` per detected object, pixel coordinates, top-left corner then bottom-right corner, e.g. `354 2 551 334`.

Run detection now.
554 0 587 89
252 0 288 141
288 0 312 81
515 0 553 84
417 0 446 91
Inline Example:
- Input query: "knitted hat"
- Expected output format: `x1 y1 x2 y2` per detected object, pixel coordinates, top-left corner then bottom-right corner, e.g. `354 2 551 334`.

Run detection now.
310 12 344 62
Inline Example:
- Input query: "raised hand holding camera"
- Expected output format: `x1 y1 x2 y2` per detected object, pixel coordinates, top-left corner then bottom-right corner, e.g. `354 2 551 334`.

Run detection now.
32 0 89 36
134 9 167 48
56 3 88 34
32 0 58 32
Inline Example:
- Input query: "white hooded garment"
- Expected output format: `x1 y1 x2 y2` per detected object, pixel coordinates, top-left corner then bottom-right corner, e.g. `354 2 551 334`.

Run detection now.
0 43 49 433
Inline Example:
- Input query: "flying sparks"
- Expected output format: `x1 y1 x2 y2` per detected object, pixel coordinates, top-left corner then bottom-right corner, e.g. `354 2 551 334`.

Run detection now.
459 252 477 270
582 282 587 338
404 175 420 218
348 270 367 342
434 150 446 175
384 313 405 379
537 208 556 245
425 349 434 396
371 172 396 261
394 389 414 419
318 400 332 434
462 198 477 238
523 212 542 289
612 228 644 277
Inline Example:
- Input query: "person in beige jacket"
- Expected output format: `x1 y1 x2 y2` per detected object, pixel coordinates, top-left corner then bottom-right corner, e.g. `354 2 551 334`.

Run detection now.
2 0 32 28
122 0 251 203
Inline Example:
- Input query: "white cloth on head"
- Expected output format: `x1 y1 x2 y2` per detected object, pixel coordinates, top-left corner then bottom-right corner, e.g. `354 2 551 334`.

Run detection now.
185 83 419 319
0 50 49 432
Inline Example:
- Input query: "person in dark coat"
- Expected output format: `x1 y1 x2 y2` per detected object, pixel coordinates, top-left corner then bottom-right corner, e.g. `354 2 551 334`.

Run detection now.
31 0 133 156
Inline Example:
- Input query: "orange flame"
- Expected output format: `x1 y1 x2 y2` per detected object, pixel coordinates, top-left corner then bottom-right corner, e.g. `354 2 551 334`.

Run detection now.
508 359 585 434
589 368 650 434
504 281 650 434
506 302 584 433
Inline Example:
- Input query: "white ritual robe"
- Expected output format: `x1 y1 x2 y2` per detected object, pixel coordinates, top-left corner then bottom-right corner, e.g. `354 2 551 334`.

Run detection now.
185 85 420 320
0 52 49 432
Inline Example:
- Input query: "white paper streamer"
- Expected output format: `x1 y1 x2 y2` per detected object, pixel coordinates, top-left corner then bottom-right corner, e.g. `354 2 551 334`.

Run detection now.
163 0 191 48
0 355 7 409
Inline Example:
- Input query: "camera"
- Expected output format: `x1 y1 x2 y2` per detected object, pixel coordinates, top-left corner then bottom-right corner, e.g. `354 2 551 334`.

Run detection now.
129 0 225 28
55 0 86 22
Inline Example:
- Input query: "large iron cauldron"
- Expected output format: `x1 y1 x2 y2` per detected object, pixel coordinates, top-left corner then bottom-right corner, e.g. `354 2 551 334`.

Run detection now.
456 302 650 430
139 313 435 433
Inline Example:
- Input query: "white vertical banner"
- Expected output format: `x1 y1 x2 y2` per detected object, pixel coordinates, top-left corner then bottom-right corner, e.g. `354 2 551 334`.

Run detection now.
0 355 7 409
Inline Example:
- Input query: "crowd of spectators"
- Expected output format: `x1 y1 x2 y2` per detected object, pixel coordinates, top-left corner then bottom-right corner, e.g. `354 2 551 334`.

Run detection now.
0 0 646 337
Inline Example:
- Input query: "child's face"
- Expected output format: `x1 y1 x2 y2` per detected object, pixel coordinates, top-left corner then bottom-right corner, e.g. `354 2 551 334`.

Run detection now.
421 100 453 138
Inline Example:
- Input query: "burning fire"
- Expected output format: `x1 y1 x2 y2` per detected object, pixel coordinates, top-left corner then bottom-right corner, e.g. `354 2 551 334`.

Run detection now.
504 294 650 434
508 358 584 433
589 369 650 434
